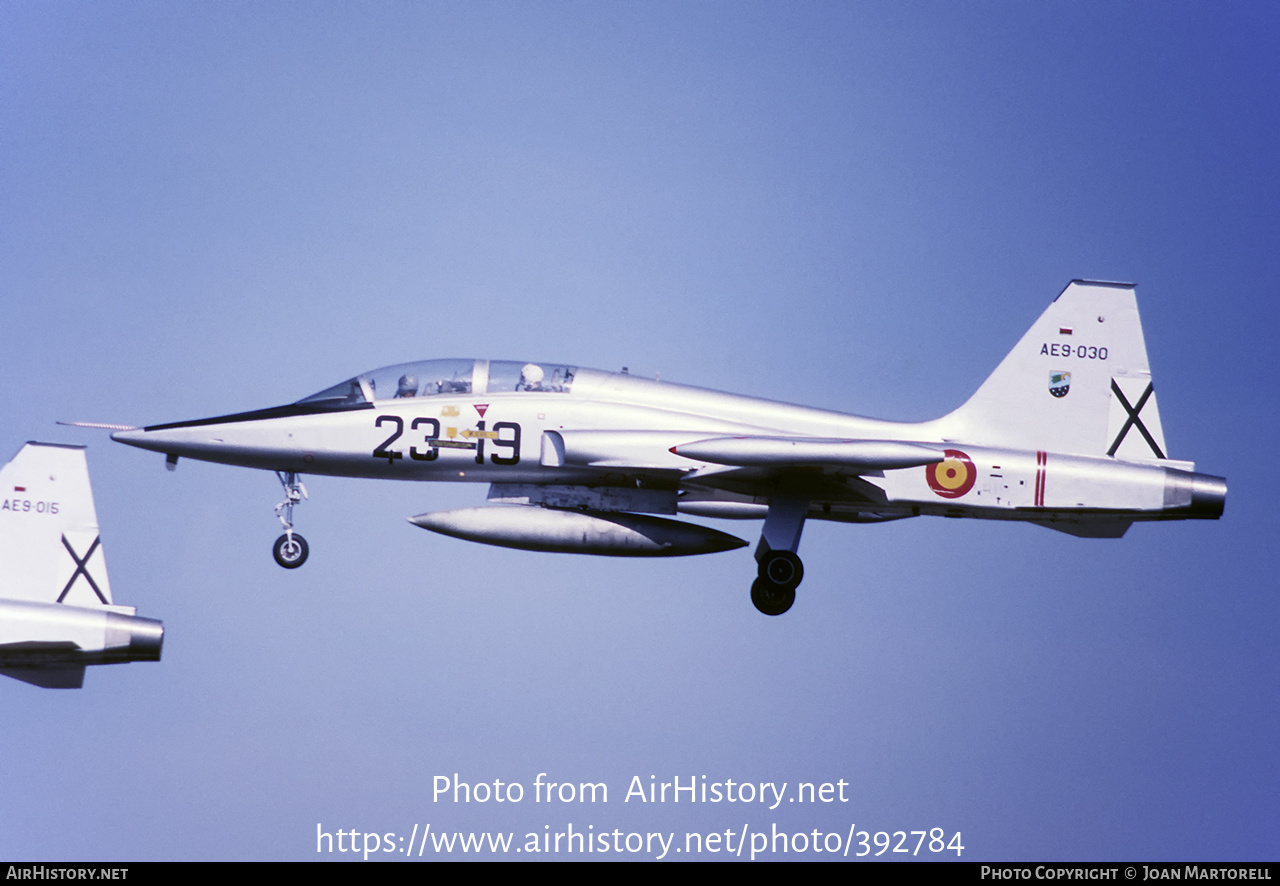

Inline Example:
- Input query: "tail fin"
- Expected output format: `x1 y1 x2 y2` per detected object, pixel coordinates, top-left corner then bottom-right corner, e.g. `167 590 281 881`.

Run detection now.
937 280 1170 460
0 442 114 606
0 443 161 688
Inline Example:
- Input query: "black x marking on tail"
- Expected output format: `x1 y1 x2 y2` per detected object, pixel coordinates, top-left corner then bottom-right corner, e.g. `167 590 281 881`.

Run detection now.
57 534 107 604
1107 380 1165 459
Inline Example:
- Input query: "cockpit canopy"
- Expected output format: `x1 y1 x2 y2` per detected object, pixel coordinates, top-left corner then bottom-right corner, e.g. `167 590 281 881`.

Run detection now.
296 359 577 408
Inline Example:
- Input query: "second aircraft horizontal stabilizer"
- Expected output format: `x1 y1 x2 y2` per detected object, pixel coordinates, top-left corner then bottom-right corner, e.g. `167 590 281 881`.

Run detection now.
670 437 944 471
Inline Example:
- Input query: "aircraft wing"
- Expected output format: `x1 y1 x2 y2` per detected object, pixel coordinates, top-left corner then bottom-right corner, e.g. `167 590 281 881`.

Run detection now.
545 430 942 472
520 431 944 516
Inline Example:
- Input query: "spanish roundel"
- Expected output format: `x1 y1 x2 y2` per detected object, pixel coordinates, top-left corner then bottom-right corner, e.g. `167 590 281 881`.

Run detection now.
926 449 976 499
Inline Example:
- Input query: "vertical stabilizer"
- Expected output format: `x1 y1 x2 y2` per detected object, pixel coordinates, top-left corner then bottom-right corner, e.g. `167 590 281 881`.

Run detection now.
0 442 113 606
936 281 1169 460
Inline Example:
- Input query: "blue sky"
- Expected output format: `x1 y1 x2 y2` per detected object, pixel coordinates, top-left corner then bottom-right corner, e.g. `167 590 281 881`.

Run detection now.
1 1 1276 860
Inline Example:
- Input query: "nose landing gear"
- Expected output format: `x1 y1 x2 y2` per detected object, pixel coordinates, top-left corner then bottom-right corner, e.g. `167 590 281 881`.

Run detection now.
273 471 309 569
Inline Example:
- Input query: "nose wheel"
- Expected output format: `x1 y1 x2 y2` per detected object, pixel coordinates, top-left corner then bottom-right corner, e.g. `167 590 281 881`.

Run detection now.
273 532 309 568
273 471 309 569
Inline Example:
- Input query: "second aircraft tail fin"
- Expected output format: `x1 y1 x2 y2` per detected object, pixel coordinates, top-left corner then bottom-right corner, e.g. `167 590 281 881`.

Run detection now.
0 443 162 688
936 280 1171 461
0 442 115 607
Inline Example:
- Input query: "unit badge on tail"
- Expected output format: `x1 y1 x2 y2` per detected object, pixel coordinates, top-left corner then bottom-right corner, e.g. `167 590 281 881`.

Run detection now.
1049 371 1071 398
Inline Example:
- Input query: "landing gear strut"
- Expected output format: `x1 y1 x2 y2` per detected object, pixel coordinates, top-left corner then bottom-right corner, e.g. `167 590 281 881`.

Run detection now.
750 495 808 615
273 471 309 569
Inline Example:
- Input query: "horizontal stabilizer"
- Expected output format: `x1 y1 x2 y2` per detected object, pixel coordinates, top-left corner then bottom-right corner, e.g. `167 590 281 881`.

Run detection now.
0 666 86 689
670 437 943 471
1033 519 1133 538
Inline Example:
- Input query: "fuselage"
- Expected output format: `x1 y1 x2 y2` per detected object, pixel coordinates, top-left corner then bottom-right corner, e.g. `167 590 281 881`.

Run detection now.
116 363 909 480
112 358 1224 530
105 283 1230 615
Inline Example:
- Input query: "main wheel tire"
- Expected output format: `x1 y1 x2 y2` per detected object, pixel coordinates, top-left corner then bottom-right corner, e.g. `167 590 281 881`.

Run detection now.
751 578 795 616
273 533 309 569
757 549 803 589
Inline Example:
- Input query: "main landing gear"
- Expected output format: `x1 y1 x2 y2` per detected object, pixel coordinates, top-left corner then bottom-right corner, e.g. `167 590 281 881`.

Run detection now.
750 496 808 616
751 551 803 616
273 471 309 569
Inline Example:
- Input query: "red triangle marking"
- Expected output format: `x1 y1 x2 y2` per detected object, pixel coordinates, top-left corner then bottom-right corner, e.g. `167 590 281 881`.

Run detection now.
474 404 489 417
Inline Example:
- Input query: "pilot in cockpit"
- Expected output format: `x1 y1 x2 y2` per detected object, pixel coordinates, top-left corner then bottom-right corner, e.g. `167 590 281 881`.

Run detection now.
518 363 546 392
396 374 419 398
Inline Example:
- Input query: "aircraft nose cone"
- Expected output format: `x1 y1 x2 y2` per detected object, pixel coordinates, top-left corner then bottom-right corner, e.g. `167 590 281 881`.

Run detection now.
111 428 173 455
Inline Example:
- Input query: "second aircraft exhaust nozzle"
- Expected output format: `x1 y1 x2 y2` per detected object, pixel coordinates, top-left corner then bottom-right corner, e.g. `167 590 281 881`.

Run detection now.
111 614 164 662
1162 469 1227 519
409 506 748 557
1188 473 1227 519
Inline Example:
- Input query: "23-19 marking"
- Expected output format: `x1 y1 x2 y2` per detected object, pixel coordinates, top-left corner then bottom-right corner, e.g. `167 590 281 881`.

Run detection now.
372 415 520 466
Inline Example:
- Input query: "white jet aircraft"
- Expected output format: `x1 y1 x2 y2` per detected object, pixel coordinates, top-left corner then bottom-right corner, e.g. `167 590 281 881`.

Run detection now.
108 281 1224 615
0 443 163 686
